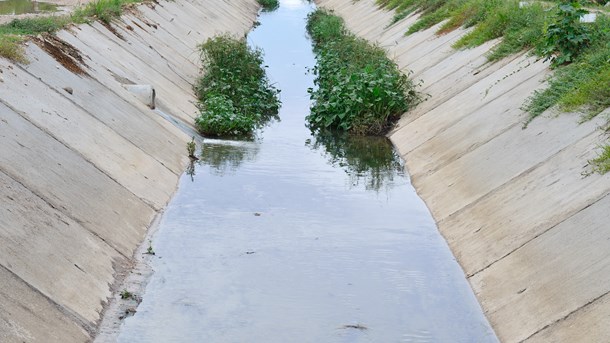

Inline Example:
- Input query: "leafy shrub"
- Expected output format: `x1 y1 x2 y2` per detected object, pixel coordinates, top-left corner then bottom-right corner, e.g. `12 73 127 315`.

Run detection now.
306 10 420 135
257 0 279 12
195 95 256 136
452 1 548 61
543 2 592 66
195 35 280 137
378 0 608 123
523 13 610 122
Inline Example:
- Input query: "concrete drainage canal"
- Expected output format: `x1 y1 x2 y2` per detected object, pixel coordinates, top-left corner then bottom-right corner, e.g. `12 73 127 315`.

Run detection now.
110 1 498 341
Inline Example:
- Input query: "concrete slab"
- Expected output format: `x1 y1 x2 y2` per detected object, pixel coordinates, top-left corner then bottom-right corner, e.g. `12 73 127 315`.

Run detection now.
21 43 189 176
404 73 548 180
0 170 122 324
0 0 259 340
391 55 549 156
0 266 90 343
441 129 610 275
470 193 610 342
415 111 598 222
0 101 153 257
0 60 178 210
525 291 610 343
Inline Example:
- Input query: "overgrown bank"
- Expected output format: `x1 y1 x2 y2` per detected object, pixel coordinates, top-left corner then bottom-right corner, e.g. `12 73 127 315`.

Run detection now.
306 9 420 135
0 0 145 62
376 0 610 172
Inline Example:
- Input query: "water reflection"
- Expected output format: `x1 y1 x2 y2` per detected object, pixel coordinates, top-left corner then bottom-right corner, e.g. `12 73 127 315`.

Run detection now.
306 131 404 191
0 0 58 15
197 141 259 176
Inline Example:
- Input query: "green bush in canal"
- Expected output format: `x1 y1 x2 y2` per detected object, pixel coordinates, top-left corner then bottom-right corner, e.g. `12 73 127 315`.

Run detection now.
306 9 421 135
257 0 279 12
194 35 280 137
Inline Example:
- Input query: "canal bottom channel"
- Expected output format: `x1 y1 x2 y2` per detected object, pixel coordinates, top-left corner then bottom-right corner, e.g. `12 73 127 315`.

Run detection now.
117 1 498 342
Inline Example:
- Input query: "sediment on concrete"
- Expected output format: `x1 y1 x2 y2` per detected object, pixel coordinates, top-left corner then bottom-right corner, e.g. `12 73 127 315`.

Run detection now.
316 0 610 342
0 0 259 341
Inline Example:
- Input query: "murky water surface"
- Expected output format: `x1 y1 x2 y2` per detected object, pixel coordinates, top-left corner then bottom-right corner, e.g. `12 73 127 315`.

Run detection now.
0 0 57 15
118 1 498 342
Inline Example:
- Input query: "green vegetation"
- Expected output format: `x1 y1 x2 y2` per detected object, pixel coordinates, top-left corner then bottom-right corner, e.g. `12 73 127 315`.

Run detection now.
523 13 609 122
306 9 421 135
0 0 142 62
377 0 609 173
589 145 610 174
194 35 280 137
72 0 139 24
543 2 592 66
257 0 279 12
186 137 197 158
0 35 26 63
145 240 155 255
0 16 69 62
0 16 69 35
120 289 133 300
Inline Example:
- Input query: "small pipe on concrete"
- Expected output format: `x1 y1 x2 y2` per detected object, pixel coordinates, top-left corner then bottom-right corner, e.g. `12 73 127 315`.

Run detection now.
122 84 156 109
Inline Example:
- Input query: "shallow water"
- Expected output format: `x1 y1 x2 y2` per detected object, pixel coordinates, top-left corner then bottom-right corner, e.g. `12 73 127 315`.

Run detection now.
0 0 57 15
117 1 498 342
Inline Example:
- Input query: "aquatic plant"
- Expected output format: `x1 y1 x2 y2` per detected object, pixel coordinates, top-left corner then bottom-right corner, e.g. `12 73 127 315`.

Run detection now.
306 9 421 135
145 240 155 255
257 0 279 12
186 137 197 158
194 34 280 137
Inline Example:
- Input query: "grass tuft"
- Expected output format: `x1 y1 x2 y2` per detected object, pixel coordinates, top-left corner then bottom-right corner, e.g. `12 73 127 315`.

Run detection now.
589 145 610 174
0 35 27 64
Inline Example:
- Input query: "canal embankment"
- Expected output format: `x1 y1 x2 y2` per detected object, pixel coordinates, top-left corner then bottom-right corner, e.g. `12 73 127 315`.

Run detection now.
315 0 610 341
0 1 258 341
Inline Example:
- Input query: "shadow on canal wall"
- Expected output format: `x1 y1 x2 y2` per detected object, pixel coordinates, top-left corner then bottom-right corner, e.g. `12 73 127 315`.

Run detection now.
0 1 258 341
316 0 610 342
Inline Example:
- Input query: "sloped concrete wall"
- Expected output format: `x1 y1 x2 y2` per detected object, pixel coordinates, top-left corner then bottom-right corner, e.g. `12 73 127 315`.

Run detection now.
316 0 610 342
0 0 258 341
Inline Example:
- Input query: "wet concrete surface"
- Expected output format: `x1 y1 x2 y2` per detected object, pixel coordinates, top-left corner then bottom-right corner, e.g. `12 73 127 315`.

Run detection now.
117 1 498 342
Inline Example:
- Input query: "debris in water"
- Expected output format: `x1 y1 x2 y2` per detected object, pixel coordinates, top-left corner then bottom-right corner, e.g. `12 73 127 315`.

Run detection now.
254 213 261 216
341 324 368 331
